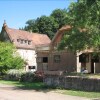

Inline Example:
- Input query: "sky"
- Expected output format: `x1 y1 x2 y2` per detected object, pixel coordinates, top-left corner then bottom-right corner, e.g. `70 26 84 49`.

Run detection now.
0 0 77 31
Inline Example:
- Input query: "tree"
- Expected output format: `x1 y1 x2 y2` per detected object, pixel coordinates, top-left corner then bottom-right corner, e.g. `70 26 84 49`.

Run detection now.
24 19 39 33
23 9 68 39
36 15 57 39
50 9 68 29
0 42 24 74
58 0 100 52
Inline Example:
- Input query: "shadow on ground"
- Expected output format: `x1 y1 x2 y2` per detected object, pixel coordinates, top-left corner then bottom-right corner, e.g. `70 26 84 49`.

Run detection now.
0 80 55 93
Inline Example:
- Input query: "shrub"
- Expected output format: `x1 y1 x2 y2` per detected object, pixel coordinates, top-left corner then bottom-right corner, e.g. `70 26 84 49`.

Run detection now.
20 72 35 82
20 71 43 82
4 69 24 81
4 69 43 82
34 71 44 82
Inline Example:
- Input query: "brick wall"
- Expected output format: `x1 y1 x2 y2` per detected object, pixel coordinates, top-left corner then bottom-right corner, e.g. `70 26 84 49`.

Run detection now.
37 51 76 72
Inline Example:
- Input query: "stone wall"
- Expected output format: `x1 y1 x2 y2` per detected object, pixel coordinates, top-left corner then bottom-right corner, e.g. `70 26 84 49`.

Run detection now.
37 51 76 72
44 75 100 91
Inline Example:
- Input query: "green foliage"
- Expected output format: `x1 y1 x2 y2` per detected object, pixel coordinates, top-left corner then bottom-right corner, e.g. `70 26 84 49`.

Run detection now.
4 69 43 82
10 56 25 69
50 9 68 29
23 9 68 39
59 0 100 51
19 71 43 82
0 42 24 74
58 89 100 98
4 69 23 81
20 72 35 82
24 19 39 33
0 80 45 90
36 16 56 39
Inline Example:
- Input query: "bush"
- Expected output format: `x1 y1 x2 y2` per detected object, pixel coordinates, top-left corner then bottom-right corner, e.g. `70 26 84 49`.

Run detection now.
4 69 24 81
20 71 43 82
34 71 44 82
4 69 43 82
20 72 35 82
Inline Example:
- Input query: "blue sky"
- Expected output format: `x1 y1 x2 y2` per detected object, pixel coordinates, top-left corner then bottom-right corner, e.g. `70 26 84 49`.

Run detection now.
0 0 77 31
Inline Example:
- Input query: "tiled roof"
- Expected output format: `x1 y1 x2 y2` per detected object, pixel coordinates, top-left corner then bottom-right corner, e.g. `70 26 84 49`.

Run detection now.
4 24 51 49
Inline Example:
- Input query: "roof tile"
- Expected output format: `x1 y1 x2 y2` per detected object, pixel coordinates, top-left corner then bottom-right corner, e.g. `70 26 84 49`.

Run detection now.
5 27 51 49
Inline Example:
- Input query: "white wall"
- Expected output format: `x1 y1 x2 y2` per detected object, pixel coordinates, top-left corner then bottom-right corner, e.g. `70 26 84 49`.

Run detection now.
76 52 82 73
17 49 37 71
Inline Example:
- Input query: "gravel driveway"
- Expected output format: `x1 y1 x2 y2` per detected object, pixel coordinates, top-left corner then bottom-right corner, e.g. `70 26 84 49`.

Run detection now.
0 84 90 100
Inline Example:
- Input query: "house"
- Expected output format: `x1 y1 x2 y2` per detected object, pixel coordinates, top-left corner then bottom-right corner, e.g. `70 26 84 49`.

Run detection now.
36 25 76 73
0 21 51 71
36 25 100 74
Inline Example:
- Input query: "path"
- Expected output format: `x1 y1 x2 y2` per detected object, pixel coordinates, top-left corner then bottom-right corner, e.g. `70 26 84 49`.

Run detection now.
0 84 91 100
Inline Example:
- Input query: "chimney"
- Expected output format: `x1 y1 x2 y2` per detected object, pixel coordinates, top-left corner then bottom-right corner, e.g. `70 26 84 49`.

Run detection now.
3 20 8 28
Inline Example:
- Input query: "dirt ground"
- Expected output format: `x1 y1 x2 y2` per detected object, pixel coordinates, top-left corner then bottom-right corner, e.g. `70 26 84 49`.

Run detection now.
0 84 90 100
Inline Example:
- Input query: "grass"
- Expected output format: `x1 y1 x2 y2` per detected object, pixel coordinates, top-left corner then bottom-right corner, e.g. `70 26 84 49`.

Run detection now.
56 89 100 99
0 80 46 90
65 73 100 79
0 80 100 99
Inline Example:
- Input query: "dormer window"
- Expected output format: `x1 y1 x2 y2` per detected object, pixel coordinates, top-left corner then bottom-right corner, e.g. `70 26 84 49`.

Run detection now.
17 39 20 42
25 40 27 43
28 40 31 45
21 39 24 44
17 39 31 45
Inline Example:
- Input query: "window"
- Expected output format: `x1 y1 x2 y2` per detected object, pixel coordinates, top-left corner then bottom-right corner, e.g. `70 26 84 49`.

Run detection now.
24 40 27 43
43 57 48 63
17 39 20 42
54 55 60 63
17 39 28 44
28 66 35 69
21 39 24 44
37 57 42 62
28 41 31 45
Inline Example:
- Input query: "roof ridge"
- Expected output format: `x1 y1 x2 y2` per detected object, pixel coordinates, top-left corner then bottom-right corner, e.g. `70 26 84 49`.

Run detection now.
8 27 48 36
8 27 31 34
